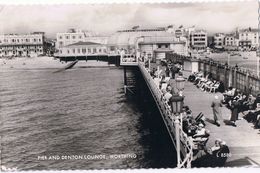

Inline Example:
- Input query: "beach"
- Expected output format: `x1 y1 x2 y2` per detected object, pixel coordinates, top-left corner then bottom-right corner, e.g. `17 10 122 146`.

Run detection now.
207 51 259 72
0 56 113 70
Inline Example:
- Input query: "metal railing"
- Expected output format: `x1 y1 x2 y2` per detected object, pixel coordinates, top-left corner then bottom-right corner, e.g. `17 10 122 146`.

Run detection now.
138 62 193 168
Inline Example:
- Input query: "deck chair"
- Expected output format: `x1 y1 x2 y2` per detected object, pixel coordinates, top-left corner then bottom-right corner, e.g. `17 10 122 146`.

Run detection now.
209 82 220 93
161 83 168 91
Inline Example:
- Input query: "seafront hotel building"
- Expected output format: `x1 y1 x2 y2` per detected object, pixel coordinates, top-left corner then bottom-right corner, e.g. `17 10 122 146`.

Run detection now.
55 27 189 61
0 32 45 57
58 41 107 56
56 29 108 49
190 30 207 50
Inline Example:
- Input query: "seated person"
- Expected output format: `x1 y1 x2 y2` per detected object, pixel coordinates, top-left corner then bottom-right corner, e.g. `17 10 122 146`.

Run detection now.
193 139 221 161
193 124 210 147
193 123 206 138
244 101 260 123
166 84 172 93
183 118 197 136
150 68 156 78
244 94 256 110
214 141 230 167
159 75 166 89
222 87 236 104
188 72 196 82
162 89 172 104
254 114 260 129
192 139 229 167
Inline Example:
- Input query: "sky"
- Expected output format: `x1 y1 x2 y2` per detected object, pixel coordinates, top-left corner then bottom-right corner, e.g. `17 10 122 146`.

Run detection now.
0 0 258 38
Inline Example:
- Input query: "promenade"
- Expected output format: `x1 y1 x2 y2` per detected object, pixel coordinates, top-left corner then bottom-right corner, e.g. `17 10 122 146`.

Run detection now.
181 71 260 167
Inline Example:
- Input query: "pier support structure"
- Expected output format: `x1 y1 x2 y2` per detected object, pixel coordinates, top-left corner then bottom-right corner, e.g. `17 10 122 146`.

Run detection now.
123 66 139 95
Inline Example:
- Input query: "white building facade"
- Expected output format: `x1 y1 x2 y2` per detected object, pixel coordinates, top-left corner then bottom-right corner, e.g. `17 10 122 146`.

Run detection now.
0 33 44 57
238 28 259 50
137 36 188 61
56 29 108 49
214 33 225 48
58 41 107 57
190 30 207 50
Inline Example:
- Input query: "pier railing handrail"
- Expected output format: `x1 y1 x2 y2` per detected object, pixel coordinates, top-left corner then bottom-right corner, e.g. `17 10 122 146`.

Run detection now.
138 61 193 168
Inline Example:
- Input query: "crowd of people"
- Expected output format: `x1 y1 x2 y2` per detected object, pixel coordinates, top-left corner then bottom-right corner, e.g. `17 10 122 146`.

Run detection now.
188 71 260 129
222 87 260 128
145 59 230 167
181 105 230 167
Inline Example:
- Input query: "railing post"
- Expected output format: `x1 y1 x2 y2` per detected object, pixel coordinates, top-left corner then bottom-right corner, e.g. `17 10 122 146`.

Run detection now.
245 71 250 94
203 61 207 77
233 67 237 88
175 116 181 168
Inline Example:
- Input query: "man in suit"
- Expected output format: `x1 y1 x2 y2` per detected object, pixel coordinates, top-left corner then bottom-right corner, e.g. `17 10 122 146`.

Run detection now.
211 95 223 126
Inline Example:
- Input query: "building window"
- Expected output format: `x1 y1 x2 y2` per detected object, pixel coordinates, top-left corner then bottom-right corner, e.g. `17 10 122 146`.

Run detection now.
77 49 80 53
59 36 62 39
60 50 62 54
72 36 76 39
67 50 70 54
82 48 86 53
34 39 37 42
88 48 91 53
79 36 82 39
59 42 63 46
72 49 75 53
66 36 69 39
93 48 96 53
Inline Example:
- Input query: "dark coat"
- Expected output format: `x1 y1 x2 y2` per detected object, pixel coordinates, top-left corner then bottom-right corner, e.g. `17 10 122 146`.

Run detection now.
230 101 239 122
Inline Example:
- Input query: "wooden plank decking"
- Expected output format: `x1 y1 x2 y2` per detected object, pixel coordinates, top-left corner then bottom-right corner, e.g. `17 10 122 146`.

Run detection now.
182 71 260 167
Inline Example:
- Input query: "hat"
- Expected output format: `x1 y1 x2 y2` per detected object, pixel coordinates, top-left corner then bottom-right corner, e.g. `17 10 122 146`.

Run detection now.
215 138 222 142
198 123 204 127
220 141 226 146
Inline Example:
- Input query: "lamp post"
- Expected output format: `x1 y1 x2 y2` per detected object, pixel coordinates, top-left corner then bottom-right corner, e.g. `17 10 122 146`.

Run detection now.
176 75 186 96
148 53 152 72
170 94 184 168
172 75 186 168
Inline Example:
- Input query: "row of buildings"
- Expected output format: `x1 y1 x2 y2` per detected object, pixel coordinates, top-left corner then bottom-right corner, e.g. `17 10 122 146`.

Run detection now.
0 32 55 57
55 27 189 62
212 28 259 50
0 26 258 58
173 26 259 51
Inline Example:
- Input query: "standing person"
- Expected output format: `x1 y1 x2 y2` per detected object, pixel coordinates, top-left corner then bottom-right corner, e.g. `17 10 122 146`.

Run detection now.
230 100 239 127
211 95 223 127
165 66 170 77
171 65 178 79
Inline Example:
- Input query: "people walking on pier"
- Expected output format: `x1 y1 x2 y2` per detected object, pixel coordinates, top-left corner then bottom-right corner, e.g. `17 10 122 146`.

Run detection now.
229 99 239 127
211 95 223 126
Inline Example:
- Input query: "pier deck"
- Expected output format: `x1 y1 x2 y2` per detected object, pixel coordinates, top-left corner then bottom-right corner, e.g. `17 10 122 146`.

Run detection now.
182 72 260 167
